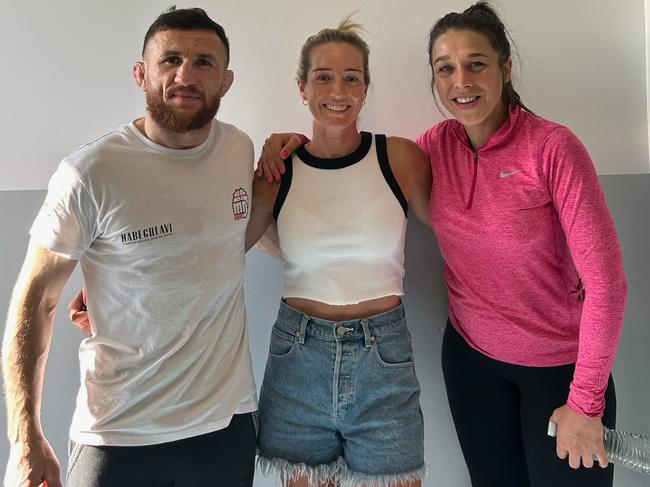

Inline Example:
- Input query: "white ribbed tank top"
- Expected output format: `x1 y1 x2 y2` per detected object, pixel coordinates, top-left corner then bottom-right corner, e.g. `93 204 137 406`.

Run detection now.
274 132 407 305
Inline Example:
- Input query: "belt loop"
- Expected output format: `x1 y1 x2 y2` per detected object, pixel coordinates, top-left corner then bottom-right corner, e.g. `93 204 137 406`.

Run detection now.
298 315 308 344
361 319 372 348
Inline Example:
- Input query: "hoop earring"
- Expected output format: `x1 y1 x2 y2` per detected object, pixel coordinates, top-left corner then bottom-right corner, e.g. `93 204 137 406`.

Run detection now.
302 99 308 105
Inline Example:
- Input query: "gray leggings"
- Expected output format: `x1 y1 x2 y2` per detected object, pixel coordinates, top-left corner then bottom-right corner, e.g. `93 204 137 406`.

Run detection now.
67 413 257 487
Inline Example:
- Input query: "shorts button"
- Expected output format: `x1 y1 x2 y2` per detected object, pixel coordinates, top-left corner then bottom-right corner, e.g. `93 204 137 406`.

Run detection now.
336 325 347 336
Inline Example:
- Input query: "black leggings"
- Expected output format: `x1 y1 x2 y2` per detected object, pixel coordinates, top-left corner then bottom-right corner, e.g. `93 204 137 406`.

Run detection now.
442 322 616 487
67 413 257 487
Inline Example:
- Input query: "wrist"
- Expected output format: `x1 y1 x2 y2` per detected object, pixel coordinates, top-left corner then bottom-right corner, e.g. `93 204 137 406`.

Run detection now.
567 397 602 419
7 418 44 444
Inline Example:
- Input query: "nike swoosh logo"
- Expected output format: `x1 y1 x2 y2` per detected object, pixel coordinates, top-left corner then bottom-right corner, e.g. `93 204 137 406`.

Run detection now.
500 170 520 178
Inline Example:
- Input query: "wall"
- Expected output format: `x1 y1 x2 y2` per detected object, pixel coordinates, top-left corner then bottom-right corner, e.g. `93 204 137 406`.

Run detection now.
0 1 648 486
0 0 648 188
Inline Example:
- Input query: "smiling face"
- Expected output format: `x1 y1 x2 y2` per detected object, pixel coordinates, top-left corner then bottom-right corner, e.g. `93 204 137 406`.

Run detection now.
134 28 233 133
431 29 511 146
298 42 367 131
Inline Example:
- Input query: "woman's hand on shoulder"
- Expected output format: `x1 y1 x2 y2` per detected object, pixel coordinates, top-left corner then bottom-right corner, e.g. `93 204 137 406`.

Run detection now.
256 133 303 182
387 137 432 227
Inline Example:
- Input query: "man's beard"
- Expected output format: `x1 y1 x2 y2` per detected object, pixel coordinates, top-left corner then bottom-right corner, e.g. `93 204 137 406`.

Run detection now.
146 87 220 133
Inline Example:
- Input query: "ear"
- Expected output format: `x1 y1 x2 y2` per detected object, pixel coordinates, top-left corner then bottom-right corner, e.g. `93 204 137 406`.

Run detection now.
503 58 513 83
133 61 146 90
298 80 307 103
218 69 235 97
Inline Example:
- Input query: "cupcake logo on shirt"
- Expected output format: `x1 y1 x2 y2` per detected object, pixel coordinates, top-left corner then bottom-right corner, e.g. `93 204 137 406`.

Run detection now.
232 188 249 221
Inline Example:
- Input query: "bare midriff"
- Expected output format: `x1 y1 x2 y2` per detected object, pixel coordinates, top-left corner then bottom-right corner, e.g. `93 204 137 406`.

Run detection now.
285 295 401 321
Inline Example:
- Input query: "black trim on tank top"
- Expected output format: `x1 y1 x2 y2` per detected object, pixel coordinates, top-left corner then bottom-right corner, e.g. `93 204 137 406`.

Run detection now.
295 131 372 169
376 134 408 217
272 156 293 220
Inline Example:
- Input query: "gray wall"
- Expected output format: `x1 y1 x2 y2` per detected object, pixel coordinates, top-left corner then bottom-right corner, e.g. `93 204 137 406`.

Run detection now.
1 174 648 486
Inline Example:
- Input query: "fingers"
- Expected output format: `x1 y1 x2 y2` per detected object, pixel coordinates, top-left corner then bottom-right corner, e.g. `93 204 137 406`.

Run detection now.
556 441 606 469
68 288 91 335
550 404 608 470
70 311 91 335
4 465 62 487
255 155 281 183
256 133 304 182
5 439 62 487
282 133 303 158
41 473 63 487
557 446 589 469
568 451 581 469
594 447 609 469
43 475 63 487
40 475 62 487
256 136 283 182
580 448 595 469
67 289 86 321
39 456 62 487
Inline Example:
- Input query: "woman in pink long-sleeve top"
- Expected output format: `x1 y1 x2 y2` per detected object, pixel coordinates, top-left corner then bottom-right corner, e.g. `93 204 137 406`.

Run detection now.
418 3 626 486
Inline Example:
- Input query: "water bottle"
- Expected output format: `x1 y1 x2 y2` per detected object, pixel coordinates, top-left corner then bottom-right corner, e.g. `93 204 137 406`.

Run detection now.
547 421 650 475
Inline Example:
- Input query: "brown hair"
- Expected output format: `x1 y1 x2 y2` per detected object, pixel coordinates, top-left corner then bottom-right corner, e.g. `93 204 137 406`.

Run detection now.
427 2 533 114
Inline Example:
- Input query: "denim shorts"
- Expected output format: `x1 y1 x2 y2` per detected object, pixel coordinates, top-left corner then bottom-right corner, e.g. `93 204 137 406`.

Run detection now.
257 300 425 487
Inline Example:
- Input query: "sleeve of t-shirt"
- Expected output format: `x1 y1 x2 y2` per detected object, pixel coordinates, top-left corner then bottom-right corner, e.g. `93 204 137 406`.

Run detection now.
540 126 627 417
30 160 98 260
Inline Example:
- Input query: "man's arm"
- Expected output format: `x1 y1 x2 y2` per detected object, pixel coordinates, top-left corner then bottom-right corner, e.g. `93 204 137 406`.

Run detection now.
244 175 280 256
2 240 77 487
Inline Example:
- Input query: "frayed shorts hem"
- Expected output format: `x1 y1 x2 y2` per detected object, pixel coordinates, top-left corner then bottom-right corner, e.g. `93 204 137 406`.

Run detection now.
257 454 342 486
257 453 426 486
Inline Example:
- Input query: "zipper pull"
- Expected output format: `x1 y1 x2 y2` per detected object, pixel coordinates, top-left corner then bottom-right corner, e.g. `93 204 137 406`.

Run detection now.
466 152 479 210
577 278 586 301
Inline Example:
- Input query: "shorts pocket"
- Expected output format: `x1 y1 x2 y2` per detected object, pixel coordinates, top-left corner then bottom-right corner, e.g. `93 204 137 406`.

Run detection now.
268 325 297 358
66 440 85 481
251 411 259 438
372 325 414 368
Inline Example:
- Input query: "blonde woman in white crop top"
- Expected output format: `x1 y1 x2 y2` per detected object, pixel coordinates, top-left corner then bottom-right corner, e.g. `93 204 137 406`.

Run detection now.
246 19 432 487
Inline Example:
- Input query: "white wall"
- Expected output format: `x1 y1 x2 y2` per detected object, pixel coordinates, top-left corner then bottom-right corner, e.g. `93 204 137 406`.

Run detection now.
0 0 648 191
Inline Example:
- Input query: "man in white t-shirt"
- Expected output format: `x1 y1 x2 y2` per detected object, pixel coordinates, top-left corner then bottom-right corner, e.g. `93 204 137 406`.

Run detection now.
2 7 258 487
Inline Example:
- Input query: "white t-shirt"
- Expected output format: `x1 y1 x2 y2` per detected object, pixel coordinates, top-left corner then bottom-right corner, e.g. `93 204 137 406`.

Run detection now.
30 119 257 446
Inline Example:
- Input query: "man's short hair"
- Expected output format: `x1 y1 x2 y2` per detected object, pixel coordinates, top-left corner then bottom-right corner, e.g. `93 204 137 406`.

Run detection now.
142 6 230 64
